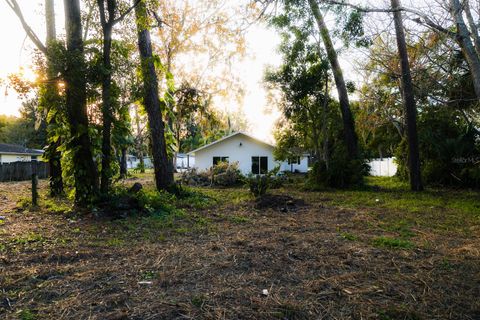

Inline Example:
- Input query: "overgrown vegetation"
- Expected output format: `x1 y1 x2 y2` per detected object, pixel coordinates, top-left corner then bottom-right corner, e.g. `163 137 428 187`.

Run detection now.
0 175 479 319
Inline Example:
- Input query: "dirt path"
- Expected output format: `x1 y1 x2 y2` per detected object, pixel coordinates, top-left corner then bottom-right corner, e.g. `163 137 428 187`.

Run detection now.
1 180 479 319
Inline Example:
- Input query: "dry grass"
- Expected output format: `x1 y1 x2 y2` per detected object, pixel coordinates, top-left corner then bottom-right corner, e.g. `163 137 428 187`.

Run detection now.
1 176 479 319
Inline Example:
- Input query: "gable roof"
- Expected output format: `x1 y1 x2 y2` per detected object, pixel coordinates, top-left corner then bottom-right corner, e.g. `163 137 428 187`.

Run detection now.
0 143 44 156
187 132 275 155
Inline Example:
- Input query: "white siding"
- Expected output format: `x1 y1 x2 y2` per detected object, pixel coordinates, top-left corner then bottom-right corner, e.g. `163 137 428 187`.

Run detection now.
368 157 398 177
280 157 309 173
194 134 281 175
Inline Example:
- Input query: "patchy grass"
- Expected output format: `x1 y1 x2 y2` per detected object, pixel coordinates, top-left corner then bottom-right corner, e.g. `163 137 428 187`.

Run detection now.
0 175 479 319
372 236 415 249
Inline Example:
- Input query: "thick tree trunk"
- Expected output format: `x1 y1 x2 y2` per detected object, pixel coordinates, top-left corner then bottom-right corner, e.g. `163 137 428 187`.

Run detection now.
391 0 423 191
100 20 114 194
64 0 99 203
449 0 480 99
308 0 359 160
45 0 64 196
135 0 174 190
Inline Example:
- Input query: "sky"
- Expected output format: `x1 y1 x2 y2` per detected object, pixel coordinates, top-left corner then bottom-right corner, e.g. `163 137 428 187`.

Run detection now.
0 0 284 142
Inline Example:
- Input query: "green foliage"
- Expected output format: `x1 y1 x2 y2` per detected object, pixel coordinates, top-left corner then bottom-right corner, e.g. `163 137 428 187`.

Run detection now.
246 174 270 197
372 236 414 249
19 309 37 320
212 161 243 187
340 231 358 241
307 144 368 189
395 108 480 188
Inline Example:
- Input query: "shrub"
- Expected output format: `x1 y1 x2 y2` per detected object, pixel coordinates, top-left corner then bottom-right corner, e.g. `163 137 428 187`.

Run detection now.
307 145 369 189
246 174 269 197
179 168 212 186
181 162 243 187
212 161 243 186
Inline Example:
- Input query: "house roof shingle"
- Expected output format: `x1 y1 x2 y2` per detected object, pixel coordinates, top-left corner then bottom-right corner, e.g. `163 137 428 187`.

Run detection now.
0 143 44 156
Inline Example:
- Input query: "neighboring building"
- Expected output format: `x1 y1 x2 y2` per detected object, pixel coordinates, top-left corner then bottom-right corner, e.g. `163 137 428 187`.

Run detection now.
0 143 44 164
126 155 153 169
176 153 195 170
368 157 398 177
187 132 309 175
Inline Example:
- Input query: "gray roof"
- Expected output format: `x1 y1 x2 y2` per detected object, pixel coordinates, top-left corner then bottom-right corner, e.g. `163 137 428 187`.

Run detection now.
0 143 44 156
187 132 275 155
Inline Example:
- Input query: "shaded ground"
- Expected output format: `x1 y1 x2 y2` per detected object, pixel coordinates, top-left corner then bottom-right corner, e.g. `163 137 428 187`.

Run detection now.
1 176 480 319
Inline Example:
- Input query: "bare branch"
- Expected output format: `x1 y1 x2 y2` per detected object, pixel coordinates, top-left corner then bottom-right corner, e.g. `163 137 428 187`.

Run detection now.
4 0 47 54
320 0 456 38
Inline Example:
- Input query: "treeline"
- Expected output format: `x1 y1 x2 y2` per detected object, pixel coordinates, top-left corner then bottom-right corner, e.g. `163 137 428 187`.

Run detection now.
3 0 250 204
262 0 480 189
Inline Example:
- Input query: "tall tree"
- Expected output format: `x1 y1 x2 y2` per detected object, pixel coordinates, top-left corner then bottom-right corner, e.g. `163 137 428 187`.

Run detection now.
97 0 139 193
391 0 423 191
307 0 359 159
44 0 64 196
5 0 64 196
64 0 99 203
135 0 174 190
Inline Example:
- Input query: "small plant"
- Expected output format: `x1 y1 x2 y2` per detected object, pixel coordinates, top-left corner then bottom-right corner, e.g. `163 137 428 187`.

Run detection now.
229 215 251 224
372 236 414 249
19 309 36 320
246 174 269 197
191 295 208 308
340 232 358 241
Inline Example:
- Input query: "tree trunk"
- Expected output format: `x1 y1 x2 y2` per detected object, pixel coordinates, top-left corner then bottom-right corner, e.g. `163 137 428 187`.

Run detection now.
99 1 114 194
321 73 330 170
449 0 480 99
391 0 423 191
135 0 174 190
64 0 99 203
134 105 145 173
45 0 64 196
308 0 359 160
120 147 127 178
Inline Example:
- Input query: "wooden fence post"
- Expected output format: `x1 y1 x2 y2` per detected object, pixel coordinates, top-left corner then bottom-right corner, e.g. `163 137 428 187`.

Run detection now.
31 159 38 206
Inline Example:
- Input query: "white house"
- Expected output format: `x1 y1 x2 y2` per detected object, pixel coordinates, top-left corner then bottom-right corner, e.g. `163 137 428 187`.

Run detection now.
187 132 309 175
0 143 44 164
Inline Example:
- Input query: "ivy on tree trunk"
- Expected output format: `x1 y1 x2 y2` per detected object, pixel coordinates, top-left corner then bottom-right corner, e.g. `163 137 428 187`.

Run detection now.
64 0 99 204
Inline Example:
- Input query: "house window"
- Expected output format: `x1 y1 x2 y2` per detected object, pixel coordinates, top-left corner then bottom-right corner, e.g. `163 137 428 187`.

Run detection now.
251 156 268 174
213 156 229 166
288 157 301 165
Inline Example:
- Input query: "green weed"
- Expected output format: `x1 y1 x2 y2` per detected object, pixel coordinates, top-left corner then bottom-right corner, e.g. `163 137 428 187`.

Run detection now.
372 236 414 249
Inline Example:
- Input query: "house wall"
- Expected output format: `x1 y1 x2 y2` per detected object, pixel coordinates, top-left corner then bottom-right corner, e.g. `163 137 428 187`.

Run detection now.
368 157 398 177
194 134 281 175
279 157 309 173
0 154 37 164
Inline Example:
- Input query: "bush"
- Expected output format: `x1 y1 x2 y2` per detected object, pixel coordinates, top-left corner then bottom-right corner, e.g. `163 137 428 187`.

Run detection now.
245 166 283 197
212 162 243 186
307 146 369 189
180 162 243 187
394 113 480 188
179 168 212 186
246 174 269 197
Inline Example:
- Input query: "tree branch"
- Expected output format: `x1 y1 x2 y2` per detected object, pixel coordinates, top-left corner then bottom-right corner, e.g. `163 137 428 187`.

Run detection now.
113 0 141 25
5 0 47 54
320 0 457 38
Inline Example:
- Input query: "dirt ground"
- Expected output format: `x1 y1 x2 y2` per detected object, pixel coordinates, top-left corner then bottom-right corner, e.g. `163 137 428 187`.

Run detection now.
1 178 480 319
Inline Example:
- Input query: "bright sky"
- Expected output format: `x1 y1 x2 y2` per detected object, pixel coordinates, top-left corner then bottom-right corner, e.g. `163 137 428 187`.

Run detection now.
0 0 283 142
